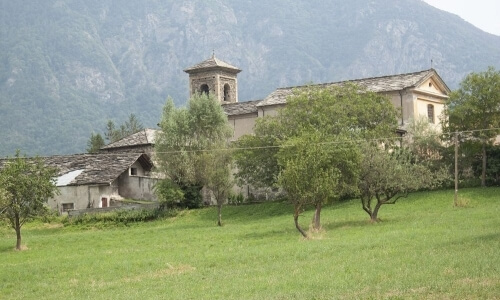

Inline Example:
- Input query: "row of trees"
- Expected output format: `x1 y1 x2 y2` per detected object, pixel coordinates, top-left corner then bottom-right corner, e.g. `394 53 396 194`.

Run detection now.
233 84 448 237
154 67 499 237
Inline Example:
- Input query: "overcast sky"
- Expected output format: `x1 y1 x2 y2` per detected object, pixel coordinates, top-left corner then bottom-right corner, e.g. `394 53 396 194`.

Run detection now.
423 0 500 36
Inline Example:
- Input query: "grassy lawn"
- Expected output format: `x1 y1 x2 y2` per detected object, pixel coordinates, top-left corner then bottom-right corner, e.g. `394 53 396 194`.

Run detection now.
0 188 499 299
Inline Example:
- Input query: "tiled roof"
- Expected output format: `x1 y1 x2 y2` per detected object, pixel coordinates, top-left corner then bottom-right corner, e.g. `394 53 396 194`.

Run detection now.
257 69 448 107
222 100 262 116
101 128 158 150
43 153 153 186
0 153 153 186
184 55 241 73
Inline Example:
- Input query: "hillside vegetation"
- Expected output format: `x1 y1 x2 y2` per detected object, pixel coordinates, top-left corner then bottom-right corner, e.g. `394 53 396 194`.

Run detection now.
0 188 499 299
1 0 500 155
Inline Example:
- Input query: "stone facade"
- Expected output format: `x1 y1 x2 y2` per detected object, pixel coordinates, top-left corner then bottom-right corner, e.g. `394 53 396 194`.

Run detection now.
184 55 241 103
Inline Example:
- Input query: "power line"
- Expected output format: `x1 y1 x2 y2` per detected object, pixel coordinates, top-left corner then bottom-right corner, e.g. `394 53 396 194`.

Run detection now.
151 127 500 155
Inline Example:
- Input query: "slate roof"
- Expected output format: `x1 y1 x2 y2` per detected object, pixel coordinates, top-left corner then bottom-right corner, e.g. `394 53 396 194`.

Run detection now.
45 153 153 186
257 69 450 107
222 100 263 116
101 128 158 150
184 55 241 74
0 153 153 186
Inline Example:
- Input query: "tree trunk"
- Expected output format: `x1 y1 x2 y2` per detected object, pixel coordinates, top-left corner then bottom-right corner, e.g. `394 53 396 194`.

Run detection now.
371 202 383 222
361 197 373 219
15 217 22 250
312 202 322 230
481 141 487 187
294 208 308 238
217 203 222 226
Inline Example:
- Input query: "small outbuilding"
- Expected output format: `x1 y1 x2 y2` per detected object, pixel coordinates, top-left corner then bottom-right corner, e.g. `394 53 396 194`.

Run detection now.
42 153 157 214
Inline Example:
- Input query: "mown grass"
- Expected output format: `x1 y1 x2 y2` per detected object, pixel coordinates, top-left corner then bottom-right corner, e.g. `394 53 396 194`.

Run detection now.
0 188 499 299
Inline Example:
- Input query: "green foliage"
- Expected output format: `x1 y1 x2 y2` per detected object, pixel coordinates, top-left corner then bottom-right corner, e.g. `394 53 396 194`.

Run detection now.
443 67 500 186
154 179 184 209
62 208 174 228
235 84 399 234
153 179 203 209
86 132 105 153
228 193 245 205
104 114 144 143
0 150 59 249
358 144 449 221
404 116 444 163
155 93 233 223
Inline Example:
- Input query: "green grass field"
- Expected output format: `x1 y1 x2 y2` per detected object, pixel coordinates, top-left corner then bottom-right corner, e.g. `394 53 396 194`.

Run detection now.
1 188 499 299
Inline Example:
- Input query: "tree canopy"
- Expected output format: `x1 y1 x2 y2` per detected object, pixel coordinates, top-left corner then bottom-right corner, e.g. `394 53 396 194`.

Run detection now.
443 67 500 186
235 83 400 236
0 151 59 250
155 93 233 225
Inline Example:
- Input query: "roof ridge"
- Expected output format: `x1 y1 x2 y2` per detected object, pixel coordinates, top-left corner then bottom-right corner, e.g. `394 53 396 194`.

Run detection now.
275 69 434 90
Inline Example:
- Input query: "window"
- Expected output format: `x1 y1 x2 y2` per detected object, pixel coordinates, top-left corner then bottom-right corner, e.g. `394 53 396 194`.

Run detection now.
427 104 435 123
223 84 231 102
130 168 138 176
200 84 209 95
62 203 74 211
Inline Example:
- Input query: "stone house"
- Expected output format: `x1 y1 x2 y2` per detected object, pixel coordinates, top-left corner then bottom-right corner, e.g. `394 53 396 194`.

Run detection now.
44 153 157 213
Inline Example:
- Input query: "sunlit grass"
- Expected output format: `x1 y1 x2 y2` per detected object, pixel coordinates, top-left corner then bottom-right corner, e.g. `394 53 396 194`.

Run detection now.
0 188 499 299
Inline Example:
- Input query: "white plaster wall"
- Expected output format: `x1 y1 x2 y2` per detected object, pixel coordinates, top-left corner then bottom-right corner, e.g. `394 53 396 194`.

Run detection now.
228 115 257 140
49 185 113 214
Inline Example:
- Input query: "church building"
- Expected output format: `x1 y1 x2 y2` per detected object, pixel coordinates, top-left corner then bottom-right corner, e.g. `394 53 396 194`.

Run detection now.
183 55 451 142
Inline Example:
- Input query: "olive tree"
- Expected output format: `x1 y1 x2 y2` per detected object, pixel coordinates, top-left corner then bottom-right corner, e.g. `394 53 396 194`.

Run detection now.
235 83 399 235
0 151 59 250
358 144 448 222
277 133 359 237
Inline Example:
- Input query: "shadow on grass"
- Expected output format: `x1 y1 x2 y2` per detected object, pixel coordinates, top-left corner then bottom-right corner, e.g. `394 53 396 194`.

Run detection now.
0 244 15 253
440 232 500 247
239 228 292 240
195 201 293 223
323 219 371 230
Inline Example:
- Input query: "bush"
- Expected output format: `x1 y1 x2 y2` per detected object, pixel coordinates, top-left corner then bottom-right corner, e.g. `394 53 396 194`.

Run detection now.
228 193 245 205
63 208 177 227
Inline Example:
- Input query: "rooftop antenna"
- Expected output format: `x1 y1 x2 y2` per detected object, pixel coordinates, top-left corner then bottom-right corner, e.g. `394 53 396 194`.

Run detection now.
212 49 215 58
431 58 434 69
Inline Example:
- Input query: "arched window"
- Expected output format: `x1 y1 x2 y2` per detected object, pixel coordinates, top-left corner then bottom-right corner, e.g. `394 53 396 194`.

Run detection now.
427 104 435 123
200 84 209 95
223 84 231 102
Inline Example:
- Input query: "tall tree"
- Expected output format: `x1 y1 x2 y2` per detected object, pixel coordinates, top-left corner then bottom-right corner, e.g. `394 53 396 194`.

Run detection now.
443 67 500 186
0 151 59 250
235 83 399 235
86 132 105 153
155 94 233 225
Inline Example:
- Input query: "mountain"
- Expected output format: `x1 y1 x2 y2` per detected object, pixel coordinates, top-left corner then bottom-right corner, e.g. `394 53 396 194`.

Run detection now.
1 0 500 156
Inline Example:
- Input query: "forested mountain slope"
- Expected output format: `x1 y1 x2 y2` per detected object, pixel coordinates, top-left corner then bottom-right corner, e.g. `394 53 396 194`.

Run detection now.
1 0 499 155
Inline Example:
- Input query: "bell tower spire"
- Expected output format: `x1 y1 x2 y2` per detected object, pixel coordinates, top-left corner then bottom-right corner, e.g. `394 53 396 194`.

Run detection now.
184 55 241 103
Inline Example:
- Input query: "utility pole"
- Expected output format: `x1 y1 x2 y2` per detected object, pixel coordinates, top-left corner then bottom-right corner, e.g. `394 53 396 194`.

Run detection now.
454 132 459 206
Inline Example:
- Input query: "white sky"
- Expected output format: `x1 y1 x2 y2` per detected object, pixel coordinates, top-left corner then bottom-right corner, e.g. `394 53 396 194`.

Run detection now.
423 0 500 36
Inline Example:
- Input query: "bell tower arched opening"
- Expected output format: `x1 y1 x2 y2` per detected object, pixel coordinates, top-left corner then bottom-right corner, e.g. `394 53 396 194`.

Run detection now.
200 84 210 95
223 84 231 102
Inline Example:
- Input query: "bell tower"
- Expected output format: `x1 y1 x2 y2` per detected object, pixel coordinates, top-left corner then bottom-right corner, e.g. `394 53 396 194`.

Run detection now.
184 54 241 103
